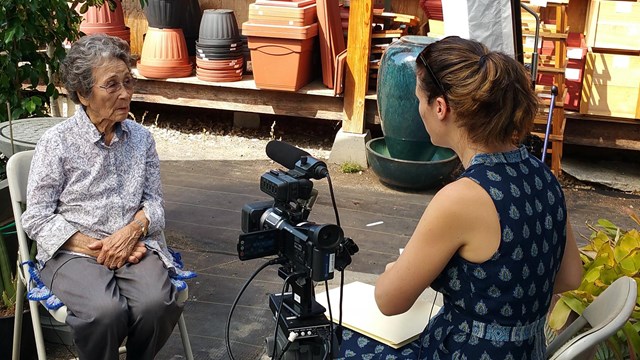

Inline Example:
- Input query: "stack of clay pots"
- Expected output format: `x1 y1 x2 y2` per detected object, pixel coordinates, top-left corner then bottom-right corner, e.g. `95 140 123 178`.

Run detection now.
195 9 244 82
78 0 130 43
138 0 193 78
243 0 319 91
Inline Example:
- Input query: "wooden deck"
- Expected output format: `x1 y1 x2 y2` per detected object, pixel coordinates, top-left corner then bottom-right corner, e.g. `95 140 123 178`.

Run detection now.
154 158 640 359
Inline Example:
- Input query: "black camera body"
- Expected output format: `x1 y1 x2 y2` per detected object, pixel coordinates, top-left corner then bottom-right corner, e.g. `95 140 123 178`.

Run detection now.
238 161 347 283
237 152 357 317
239 200 342 283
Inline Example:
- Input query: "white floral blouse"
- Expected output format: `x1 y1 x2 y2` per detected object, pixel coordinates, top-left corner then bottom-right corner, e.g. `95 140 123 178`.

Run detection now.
21 107 176 271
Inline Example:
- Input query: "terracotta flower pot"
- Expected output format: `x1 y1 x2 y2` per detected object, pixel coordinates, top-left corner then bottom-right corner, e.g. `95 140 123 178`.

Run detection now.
137 62 193 79
140 27 190 67
77 0 130 42
138 27 193 79
78 0 126 31
196 70 243 82
195 57 243 70
196 67 243 76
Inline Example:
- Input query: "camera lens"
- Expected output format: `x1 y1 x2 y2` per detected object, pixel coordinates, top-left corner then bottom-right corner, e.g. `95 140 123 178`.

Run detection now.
310 224 343 250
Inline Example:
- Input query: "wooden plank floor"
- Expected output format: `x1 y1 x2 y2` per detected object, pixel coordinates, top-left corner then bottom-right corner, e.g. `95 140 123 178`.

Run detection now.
45 158 639 359
155 159 432 359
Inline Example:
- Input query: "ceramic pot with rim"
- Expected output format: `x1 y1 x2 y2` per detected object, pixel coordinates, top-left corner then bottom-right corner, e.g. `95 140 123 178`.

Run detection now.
377 35 441 161
77 0 130 42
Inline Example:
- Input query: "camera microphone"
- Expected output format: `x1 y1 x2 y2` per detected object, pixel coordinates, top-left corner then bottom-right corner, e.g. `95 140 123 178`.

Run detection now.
266 140 329 180
266 140 310 169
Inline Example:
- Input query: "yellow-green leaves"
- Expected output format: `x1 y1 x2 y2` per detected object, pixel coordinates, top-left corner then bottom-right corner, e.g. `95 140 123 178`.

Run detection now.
550 213 640 359
549 298 573 331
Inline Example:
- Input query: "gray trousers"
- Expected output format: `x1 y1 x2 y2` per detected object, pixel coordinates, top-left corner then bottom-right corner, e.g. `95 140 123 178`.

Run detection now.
40 252 183 360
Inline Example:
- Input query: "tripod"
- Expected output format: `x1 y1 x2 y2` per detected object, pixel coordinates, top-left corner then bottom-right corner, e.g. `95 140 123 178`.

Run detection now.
265 270 336 360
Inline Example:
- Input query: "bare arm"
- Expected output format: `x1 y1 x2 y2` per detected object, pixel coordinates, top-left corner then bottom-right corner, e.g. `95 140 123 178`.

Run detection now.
553 221 583 293
61 232 101 257
374 180 483 315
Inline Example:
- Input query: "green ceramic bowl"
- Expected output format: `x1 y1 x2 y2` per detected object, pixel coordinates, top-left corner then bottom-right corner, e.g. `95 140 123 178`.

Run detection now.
366 137 460 190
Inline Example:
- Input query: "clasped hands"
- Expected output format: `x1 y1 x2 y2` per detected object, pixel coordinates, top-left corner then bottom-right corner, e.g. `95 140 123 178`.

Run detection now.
63 221 147 270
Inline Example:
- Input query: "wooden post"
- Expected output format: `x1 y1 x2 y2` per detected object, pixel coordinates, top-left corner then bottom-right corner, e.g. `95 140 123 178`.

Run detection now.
342 0 373 134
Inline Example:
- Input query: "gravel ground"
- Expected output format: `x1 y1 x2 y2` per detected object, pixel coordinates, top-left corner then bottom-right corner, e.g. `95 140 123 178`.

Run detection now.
131 104 337 162
129 103 403 194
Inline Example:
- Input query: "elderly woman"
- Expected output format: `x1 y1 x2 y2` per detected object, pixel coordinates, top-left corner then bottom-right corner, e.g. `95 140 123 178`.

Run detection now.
22 34 183 359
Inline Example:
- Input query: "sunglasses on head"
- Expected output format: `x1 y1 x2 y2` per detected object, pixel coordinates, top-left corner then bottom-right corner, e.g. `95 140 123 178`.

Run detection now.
418 52 448 100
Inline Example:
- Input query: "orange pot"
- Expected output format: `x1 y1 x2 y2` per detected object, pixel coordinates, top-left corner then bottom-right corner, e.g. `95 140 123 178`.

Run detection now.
137 62 194 79
78 0 127 33
140 27 191 68
195 57 244 70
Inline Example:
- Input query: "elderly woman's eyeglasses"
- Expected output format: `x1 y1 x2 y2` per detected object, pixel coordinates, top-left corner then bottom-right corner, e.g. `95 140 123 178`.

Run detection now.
97 77 136 94
418 52 447 100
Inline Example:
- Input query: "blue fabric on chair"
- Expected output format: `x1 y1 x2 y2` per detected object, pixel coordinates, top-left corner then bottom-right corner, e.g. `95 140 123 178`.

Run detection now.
23 248 197 311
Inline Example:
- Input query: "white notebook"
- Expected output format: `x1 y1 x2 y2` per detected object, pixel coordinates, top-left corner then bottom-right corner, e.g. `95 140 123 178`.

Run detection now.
315 281 441 349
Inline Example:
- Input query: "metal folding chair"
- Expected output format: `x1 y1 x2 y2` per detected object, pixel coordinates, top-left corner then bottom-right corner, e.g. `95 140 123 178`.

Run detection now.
545 276 637 359
7 150 194 360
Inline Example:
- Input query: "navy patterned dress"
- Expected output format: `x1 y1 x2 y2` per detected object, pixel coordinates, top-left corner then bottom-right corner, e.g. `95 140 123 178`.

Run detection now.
337 147 567 360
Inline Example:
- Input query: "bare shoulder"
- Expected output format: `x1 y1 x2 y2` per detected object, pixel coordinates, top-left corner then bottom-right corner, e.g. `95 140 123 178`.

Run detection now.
429 177 489 213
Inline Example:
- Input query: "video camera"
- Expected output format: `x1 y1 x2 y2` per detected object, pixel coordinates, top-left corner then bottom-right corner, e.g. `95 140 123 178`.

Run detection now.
237 140 357 319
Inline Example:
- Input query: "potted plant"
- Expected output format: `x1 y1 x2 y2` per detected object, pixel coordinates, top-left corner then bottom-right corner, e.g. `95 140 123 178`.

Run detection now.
0 0 148 123
548 211 640 359
0 230 36 359
0 0 82 123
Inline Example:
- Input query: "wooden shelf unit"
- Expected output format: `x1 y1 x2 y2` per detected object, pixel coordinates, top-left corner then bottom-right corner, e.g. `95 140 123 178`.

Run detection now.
522 0 569 175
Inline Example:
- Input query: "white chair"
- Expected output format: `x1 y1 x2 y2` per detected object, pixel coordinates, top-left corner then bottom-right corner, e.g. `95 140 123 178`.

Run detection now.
8 150 194 360
546 276 637 360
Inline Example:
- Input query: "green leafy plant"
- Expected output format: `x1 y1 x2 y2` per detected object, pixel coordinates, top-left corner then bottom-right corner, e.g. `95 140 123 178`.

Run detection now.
340 162 364 174
0 0 82 122
548 212 640 359
0 0 147 123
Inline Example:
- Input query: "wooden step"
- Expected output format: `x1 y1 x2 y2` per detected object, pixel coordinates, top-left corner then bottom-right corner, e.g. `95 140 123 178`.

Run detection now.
373 12 420 27
531 131 563 142
371 30 405 38
521 0 569 6
537 65 566 74
523 30 568 40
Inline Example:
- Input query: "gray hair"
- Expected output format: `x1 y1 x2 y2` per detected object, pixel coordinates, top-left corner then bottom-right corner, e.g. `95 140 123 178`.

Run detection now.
62 34 132 104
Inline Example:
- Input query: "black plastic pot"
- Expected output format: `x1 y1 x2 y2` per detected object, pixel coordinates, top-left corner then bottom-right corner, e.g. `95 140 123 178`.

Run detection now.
181 0 202 38
181 0 202 56
144 0 183 29
195 52 244 60
199 9 240 42
196 46 243 55
0 310 37 360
